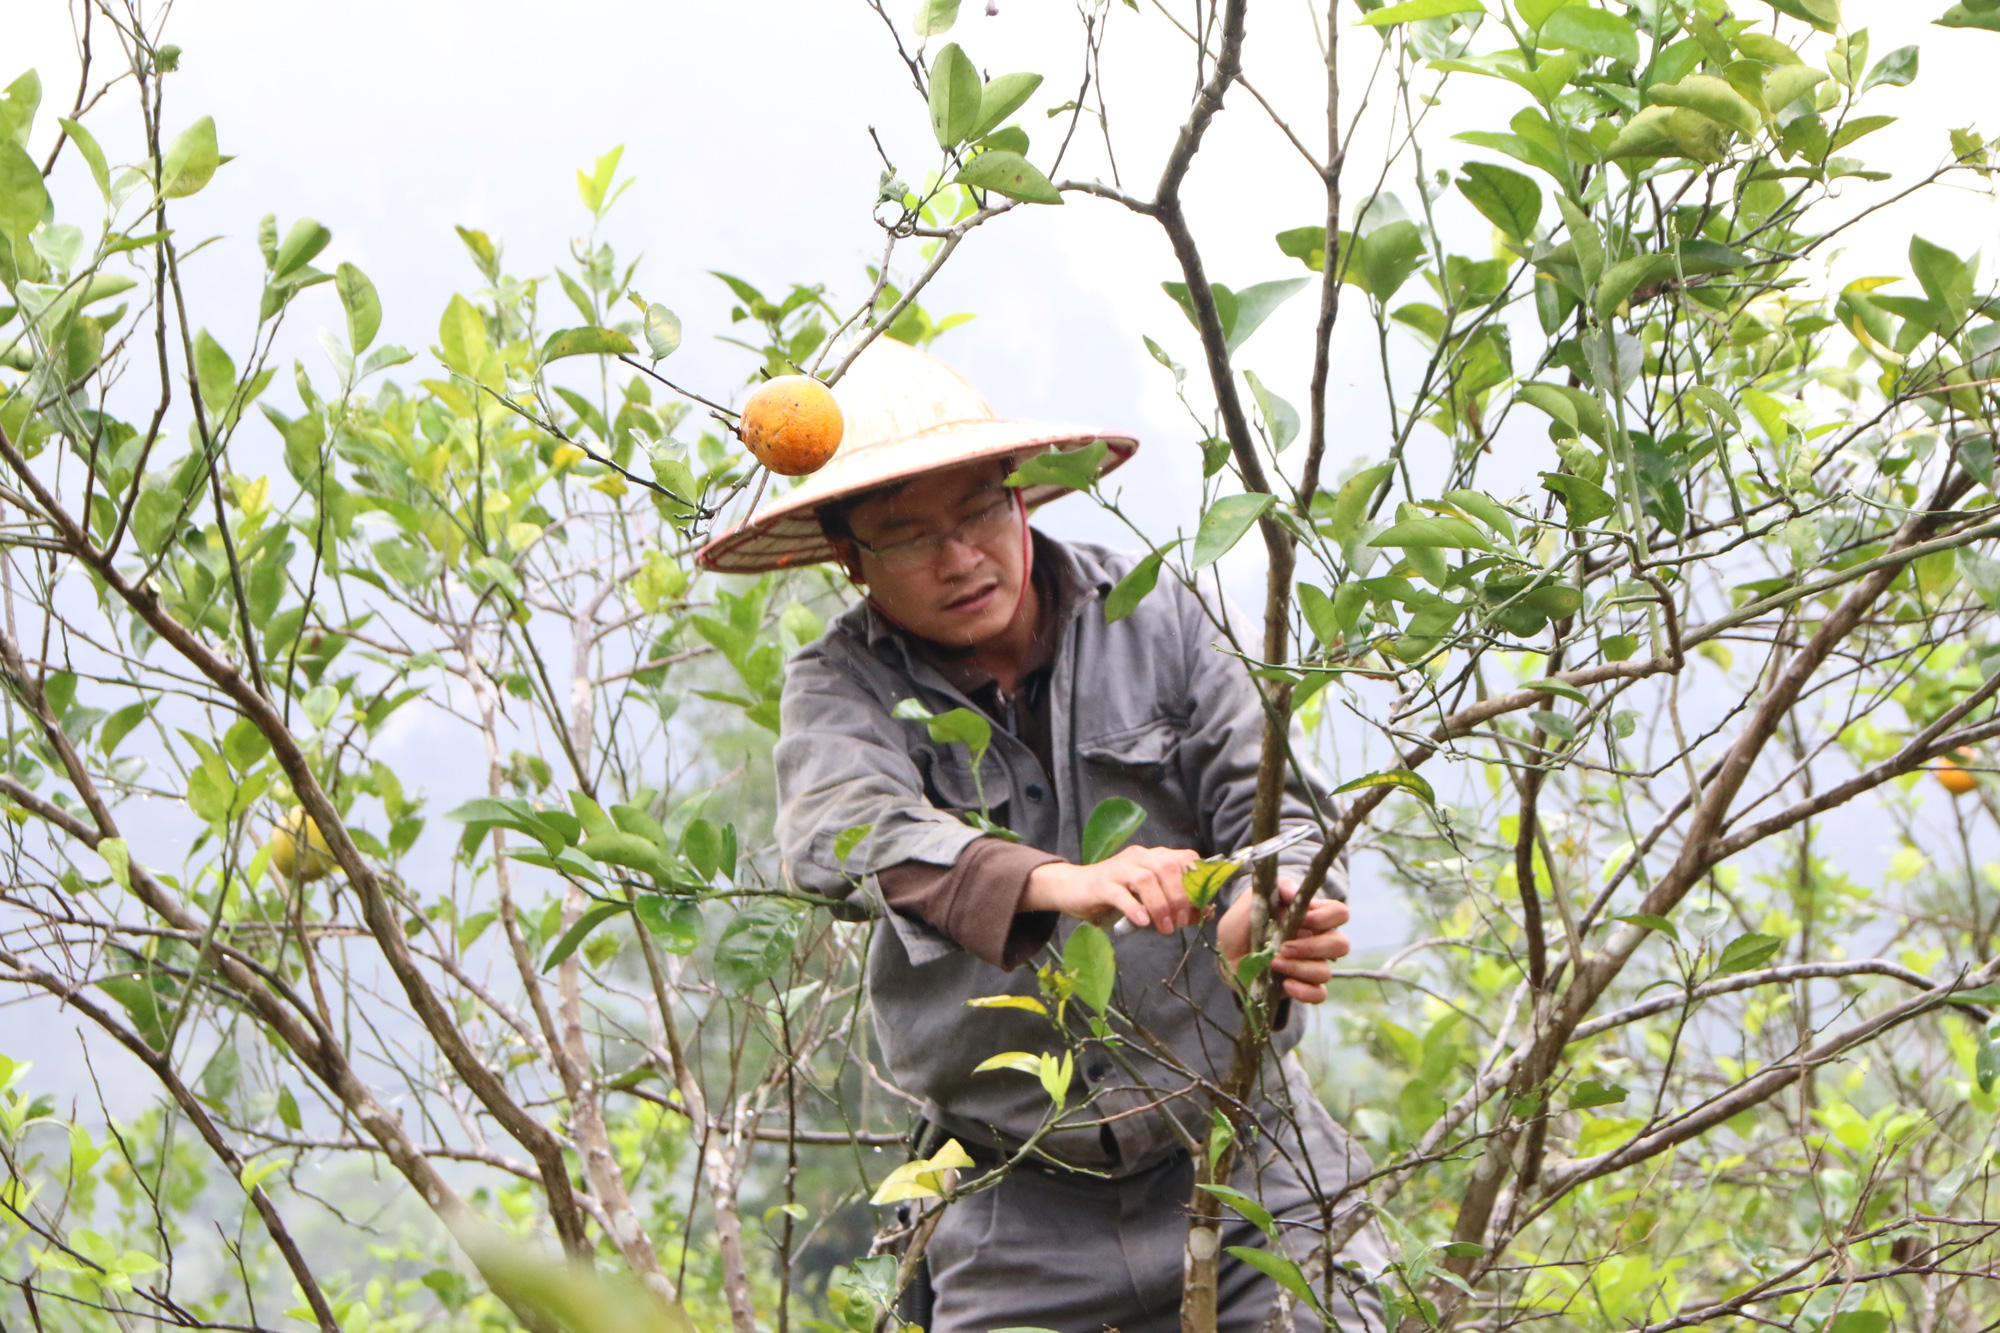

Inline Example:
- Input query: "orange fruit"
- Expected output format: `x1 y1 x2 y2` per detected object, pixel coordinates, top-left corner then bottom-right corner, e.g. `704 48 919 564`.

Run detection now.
738 375 843 476
268 806 337 881
1938 758 1978 796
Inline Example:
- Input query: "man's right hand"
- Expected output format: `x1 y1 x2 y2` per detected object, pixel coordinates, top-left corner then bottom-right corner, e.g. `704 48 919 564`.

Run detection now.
1020 845 1203 934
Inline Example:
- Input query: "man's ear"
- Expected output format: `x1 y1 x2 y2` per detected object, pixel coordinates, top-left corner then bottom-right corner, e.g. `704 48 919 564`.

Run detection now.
829 538 866 586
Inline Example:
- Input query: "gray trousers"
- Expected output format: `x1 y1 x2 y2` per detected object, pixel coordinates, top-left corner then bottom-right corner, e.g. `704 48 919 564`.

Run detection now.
923 1063 1388 1333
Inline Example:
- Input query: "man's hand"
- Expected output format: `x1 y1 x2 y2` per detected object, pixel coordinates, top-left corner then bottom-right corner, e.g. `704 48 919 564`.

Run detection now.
1218 878 1351 1005
1021 845 1203 934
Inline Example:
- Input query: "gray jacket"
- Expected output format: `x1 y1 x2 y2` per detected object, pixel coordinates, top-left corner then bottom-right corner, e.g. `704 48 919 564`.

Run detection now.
774 535 1344 1172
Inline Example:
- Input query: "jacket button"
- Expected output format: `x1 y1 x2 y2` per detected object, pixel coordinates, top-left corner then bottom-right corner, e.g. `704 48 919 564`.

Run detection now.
1025 784 1044 800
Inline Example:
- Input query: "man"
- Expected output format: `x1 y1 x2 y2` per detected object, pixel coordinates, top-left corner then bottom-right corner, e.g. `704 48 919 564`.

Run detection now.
698 340 1384 1333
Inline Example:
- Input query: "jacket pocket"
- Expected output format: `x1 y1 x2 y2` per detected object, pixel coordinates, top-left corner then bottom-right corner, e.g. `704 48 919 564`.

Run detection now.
922 749 1014 815
1077 715 1183 780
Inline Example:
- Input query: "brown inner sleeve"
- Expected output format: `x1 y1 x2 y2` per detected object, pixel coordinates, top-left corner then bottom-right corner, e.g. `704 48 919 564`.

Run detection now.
878 838 1062 970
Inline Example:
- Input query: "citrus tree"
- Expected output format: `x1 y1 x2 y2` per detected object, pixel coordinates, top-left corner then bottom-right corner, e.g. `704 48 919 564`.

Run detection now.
9 3 2000 1333
839 0 2000 1331
0 8 969 1332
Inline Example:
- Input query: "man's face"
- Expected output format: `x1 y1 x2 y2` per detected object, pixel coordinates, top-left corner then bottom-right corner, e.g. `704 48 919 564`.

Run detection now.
844 460 1027 648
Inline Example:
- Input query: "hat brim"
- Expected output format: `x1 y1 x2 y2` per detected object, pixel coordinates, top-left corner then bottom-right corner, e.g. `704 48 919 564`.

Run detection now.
694 419 1136 573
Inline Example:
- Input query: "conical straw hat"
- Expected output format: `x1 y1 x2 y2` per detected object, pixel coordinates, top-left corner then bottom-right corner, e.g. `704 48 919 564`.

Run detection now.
694 338 1137 573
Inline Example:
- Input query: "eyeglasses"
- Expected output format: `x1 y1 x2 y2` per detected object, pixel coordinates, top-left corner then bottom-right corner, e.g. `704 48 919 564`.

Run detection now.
852 494 1020 569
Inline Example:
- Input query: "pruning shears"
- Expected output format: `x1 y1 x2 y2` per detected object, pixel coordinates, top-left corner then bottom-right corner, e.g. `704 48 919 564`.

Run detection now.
1108 822 1318 938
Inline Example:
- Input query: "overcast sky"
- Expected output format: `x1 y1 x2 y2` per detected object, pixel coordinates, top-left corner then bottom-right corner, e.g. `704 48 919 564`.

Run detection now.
17 0 1995 543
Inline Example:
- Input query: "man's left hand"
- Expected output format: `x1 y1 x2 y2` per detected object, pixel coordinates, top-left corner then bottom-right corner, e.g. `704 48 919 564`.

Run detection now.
1217 878 1351 1005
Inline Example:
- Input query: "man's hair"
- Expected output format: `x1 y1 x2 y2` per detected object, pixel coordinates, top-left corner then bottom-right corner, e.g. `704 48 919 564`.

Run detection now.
816 481 907 545
815 456 1017 545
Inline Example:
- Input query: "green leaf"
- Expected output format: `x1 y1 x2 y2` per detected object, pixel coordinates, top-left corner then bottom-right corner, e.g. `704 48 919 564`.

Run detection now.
1457 162 1541 242
1235 946 1275 990
1687 385 1741 432
1298 583 1342 647
1358 0 1485 27
161 116 220 198
1105 549 1167 624
1227 278 1309 354
1615 913 1679 941
1523 677 1588 705
1063 922 1116 1013
193 329 237 416
1082 797 1148 864
1529 710 1577 742
1937 5 2000 32
1333 768 1437 806
541 326 637 363
1275 225 1327 271
1554 196 1604 287
714 900 798 993
1540 472 1616 527
98 838 131 890
1541 6 1640 64
833 824 873 863
541 902 628 972
276 1085 301 1131
1223 1246 1325 1318
1910 236 1973 325
1645 74 1761 137
1192 493 1275 569
334 263 380 354
1208 1108 1236 1171
956 150 1062 205
1324 462 1393 540
222 717 270 772
1761 0 1840 34
928 43 985 148
970 72 1044 142
1197 1184 1277 1240
272 217 331 280
914 0 963 36
1352 221 1426 303
98 701 152 755
642 303 681 359
1568 1080 1628 1110
1442 489 1516 541
1006 440 1107 491
1763 65 1828 114
682 818 729 881
1369 515 1493 551
1715 932 1784 975
1243 370 1299 451
0 141 50 247
57 118 110 200
579 832 675 881
1829 1315 1890 1333
893 699 995 765
1162 280 1239 342
437 293 491 378
633 897 703 954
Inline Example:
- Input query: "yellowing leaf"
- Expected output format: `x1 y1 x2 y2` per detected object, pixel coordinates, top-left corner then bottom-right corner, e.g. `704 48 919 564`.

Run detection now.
964 995 1049 1014
1183 858 1241 910
973 1051 1044 1075
868 1138 976 1204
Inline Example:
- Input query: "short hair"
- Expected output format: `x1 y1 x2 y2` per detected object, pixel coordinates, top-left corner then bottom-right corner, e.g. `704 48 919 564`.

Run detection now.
815 456 1016 544
816 481 907 544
